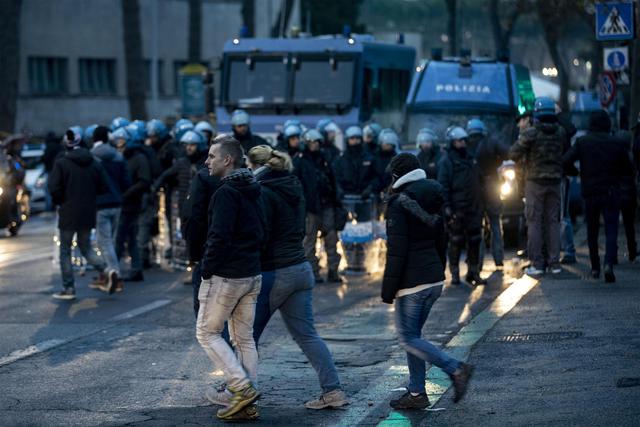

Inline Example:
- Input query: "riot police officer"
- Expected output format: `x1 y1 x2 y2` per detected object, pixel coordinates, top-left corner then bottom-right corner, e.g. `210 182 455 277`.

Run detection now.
363 122 382 156
277 123 303 158
416 128 442 179
230 109 267 153
466 118 508 270
316 119 342 166
438 126 486 286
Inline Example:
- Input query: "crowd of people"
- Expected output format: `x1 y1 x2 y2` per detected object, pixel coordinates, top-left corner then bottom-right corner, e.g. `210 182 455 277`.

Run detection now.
42 95 640 419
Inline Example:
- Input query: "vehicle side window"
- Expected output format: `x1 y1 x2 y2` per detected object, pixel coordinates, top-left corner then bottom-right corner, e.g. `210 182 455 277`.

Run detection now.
376 69 410 112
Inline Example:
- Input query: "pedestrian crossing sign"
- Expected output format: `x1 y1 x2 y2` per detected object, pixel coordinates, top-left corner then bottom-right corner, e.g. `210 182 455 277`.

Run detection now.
596 2 635 41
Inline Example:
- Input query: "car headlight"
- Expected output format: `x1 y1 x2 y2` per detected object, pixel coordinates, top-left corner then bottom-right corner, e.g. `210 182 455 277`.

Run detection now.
500 182 513 198
0 187 3 196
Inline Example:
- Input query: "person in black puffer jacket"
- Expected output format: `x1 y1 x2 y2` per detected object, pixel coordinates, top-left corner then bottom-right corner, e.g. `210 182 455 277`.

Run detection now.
563 110 634 282
245 145 348 410
382 153 473 410
437 126 486 286
48 128 109 300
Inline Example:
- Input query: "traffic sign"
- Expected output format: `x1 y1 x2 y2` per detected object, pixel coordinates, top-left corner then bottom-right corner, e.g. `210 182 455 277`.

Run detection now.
597 72 617 108
604 47 628 71
595 2 635 41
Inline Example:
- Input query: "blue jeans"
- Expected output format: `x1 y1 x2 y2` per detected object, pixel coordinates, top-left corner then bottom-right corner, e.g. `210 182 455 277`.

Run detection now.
560 177 576 259
59 228 105 289
96 207 121 275
395 285 460 394
115 211 142 274
254 262 341 394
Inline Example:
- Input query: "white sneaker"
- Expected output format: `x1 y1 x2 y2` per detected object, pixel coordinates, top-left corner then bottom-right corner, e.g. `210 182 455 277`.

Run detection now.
548 266 562 274
524 266 544 276
206 384 232 406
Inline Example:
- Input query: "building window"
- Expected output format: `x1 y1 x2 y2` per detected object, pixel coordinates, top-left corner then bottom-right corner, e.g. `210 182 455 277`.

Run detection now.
144 60 165 95
27 57 68 95
79 58 116 95
173 60 208 95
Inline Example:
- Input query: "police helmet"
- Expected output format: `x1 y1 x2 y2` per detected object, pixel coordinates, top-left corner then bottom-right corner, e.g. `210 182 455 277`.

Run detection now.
416 128 438 148
363 123 382 142
110 127 131 145
195 121 215 135
445 126 469 142
345 126 363 139
180 130 205 145
466 118 487 136
533 97 556 119
378 128 399 150
110 117 130 132
231 109 250 126
84 124 98 144
303 129 323 144
174 121 195 142
146 119 168 139
283 124 302 139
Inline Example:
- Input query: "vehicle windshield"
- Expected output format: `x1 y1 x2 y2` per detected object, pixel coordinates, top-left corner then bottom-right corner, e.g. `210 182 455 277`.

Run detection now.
227 57 288 105
405 112 516 151
292 58 355 105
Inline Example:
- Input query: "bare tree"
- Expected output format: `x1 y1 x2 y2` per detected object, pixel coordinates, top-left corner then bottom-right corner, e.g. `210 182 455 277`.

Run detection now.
444 0 457 55
0 0 22 133
121 0 147 119
188 0 202 63
271 0 294 37
241 0 255 37
489 0 532 53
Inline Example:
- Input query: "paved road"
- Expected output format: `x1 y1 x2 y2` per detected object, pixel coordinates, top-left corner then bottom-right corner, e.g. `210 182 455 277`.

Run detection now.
1 215 638 426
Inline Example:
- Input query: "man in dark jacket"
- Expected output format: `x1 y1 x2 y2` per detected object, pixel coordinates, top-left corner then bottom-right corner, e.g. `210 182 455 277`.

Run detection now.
48 129 109 300
113 128 151 282
563 111 634 282
382 153 473 409
416 128 442 180
91 126 131 293
196 136 263 420
43 132 64 211
295 130 343 283
437 127 486 286
510 97 565 276
183 166 221 317
467 119 510 270
230 109 267 154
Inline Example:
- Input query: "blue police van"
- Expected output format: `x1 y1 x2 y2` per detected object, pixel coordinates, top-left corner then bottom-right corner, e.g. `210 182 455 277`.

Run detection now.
216 34 416 145
404 53 536 246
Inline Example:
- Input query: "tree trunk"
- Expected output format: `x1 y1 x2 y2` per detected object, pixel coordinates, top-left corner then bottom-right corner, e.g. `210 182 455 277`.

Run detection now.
188 0 202 62
445 0 457 56
121 0 147 120
0 0 22 133
489 0 504 52
241 0 255 37
537 1 569 110
271 0 294 37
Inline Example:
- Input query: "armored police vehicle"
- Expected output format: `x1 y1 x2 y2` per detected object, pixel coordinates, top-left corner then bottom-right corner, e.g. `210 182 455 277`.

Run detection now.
217 34 416 144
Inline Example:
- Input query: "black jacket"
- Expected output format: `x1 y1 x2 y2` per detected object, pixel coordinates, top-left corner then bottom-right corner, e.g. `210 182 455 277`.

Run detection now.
294 150 338 213
233 130 268 154
154 149 207 217
471 135 510 179
437 147 483 213
321 141 341 167
381 176 446 303
257 169 307 271
333 144 377 198
373 149 397 192
48 147 108 230
122 146 152 213
92 143 131 209
417 147 442 180
183 168 221 262
201 169 265 279
563 132 634 199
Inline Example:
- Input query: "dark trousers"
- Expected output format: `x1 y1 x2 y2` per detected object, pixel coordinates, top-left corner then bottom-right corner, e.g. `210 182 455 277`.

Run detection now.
584 191 621 271
116 210 142 274
448 211 482 276
620 196 637 258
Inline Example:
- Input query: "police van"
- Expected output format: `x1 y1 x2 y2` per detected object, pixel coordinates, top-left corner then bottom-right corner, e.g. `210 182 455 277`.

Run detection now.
404 51 536 246
216 34 416 145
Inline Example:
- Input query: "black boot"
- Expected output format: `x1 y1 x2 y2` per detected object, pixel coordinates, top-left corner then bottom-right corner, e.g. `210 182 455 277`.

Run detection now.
327 269 343 283
465 272 487 286
604 264 615 283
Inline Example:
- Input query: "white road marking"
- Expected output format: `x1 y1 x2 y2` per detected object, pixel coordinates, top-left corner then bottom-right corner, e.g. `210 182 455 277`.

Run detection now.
0 299 172 368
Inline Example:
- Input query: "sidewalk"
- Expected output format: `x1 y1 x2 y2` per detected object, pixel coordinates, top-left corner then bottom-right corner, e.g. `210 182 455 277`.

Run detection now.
424 233 640 426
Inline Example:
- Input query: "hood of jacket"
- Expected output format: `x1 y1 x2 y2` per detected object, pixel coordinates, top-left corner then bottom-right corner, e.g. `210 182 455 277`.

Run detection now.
257 169 302 206
536 121 561 135
222 168 262 200
66 147 94 166
92 143 122 162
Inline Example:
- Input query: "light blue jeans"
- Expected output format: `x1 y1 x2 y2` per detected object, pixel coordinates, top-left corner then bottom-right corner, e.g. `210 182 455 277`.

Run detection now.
96 207 121 275
254 262 342 394
59 228 105 289
395 285 461 394
196 274 261 390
